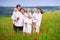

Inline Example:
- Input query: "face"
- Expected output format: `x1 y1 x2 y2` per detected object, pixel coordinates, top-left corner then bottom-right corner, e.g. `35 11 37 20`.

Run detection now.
27 8 30 13
37 9 41 13
33 8 37 13
17 6 21 11
21 9 25 14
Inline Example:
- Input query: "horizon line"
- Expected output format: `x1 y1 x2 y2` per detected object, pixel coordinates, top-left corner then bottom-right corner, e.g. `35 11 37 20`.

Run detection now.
0 5 60 7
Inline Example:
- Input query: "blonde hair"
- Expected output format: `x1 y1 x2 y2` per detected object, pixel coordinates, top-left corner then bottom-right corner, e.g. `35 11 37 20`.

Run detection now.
33 8 37 13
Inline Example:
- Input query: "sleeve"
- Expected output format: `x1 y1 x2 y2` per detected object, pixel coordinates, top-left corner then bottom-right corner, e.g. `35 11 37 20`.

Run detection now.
39 14 42 21
11 12 17 20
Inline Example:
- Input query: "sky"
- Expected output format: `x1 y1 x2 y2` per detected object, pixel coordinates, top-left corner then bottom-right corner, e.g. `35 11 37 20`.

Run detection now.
0 0 60 7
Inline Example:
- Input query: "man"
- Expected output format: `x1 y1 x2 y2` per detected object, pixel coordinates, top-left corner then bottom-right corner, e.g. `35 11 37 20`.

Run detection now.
11 4 23 32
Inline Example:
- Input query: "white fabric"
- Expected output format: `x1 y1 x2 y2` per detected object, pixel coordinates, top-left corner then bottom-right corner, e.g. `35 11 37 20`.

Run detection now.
11 11 17 24
36 13 42 33
23 13 32 33
24 13 32 24
23 23 32 33
32 13 37 22
33 13 42 33
11 11 24 27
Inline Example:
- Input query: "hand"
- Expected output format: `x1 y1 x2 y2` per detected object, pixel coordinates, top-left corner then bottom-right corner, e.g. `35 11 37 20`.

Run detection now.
14 20 17 23
34 17 37 20
28 16 31 19
17 17 20 21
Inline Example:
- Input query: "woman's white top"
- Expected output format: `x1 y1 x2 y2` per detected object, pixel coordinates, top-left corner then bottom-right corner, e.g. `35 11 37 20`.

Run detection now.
32 13 42 22
23 13 32 24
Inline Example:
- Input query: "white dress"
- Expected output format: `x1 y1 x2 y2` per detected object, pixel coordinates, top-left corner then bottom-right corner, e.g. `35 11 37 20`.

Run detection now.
23 13 32 33
36 13 42 33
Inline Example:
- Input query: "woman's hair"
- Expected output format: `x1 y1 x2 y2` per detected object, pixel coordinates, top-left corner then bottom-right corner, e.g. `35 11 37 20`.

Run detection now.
37 8 41 11
16 4 21 8
20 8 25 12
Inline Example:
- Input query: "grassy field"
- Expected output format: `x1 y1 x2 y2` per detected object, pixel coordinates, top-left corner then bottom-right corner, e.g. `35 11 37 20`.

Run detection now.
0 10 60 40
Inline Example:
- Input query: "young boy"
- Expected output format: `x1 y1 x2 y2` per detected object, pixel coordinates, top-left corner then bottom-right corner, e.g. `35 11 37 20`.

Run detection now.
23 8 32 34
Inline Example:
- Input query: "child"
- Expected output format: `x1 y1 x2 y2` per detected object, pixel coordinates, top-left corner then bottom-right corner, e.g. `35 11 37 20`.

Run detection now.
32 8 38 32
23 8 32 34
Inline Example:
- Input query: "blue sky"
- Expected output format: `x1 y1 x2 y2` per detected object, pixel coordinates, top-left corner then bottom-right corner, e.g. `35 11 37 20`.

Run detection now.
0 0 60 7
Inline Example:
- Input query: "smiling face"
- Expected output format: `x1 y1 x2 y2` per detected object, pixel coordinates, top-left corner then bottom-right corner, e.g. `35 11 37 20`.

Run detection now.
16 4 21 11
20 8 25 14
37 8 41 13
17 6 21 11
26 8 31 13
33 8 38 13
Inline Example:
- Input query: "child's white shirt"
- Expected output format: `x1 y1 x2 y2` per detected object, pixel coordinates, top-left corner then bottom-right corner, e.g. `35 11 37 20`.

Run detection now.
32 13 37 22
11 11 17 24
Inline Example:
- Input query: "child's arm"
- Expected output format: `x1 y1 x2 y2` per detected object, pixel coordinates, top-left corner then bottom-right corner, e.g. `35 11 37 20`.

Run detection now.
33 16 37 20
24 13 32 19
11 12 17 21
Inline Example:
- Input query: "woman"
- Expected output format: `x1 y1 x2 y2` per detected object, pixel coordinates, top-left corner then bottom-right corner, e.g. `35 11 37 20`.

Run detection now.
20 8 32 34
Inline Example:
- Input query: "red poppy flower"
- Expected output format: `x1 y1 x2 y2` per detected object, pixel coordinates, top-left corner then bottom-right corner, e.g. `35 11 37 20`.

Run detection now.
0 33 2 37
9 28 13 30
3 24 7 27
45 20 48 24
39 29 43 33
56 35 58 38
9 32 14 37
58 24 60 26
23 32 27 35
49 33 52 38
16 34 20 37
2 38 4 40
4 32 8 37
33 37 37 40
55 28 59 31
46 29 48 32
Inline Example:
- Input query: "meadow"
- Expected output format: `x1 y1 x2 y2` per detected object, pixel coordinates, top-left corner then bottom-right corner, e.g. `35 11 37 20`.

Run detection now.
0 10 60 40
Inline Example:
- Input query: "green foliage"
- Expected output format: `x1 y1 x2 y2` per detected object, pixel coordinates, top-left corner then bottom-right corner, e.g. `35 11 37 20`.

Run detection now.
41 9 45 14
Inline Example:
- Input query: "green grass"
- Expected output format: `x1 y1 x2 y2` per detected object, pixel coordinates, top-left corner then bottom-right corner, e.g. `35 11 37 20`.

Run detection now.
0 10 60 40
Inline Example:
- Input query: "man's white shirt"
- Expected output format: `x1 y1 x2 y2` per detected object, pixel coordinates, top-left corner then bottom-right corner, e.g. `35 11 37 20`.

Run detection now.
11 11 24 27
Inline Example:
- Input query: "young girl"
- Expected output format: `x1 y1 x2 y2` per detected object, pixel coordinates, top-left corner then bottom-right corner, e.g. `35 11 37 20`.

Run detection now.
32 8 38 32
23 8 32 34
